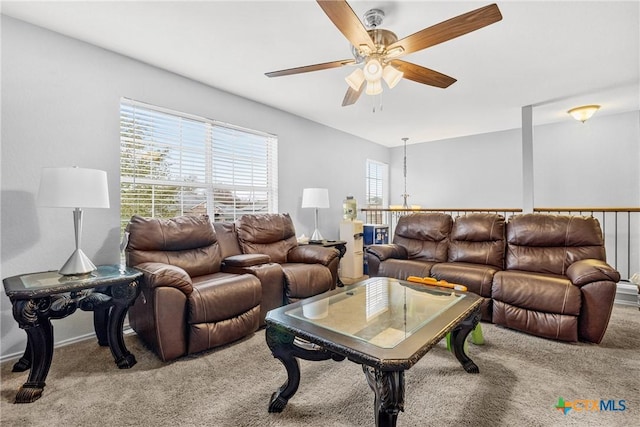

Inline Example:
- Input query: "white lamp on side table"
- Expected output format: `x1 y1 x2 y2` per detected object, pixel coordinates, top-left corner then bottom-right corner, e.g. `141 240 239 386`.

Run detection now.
37 167 110 275
301 188 329 242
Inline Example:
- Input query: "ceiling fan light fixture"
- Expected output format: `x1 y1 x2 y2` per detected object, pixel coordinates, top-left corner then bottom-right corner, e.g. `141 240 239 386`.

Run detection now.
568 105 600 123
363 58 383 82
382 65 403 89
345 68 365 91
366 80 383 96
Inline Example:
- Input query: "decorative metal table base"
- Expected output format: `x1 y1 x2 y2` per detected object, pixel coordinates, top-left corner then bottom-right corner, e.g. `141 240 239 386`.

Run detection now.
266 310 480 427
10 281 139 403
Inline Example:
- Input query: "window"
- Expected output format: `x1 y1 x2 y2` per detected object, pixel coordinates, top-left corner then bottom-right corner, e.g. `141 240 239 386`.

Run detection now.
365 159 388 224
120 99 278 233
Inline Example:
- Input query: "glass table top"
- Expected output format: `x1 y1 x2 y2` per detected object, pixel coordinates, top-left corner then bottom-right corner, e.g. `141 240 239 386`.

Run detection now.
285 277 468 349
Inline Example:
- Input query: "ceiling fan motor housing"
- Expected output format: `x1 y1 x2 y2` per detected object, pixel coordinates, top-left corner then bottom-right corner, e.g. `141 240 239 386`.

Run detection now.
368 29 398 54
363 8 384 28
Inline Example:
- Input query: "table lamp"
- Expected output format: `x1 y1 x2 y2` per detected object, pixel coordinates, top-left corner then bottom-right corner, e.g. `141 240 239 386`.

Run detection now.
301 188 329 241
37 167 110 275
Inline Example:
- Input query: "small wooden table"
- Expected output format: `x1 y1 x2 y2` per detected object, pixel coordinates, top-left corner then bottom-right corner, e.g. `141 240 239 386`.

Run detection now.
266 277 482 426
2 265 142 403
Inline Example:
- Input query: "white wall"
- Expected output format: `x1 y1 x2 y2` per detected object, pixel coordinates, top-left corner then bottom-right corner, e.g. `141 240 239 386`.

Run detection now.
0 16 388 359
390 112 640 209
389 129 523 208
533 111 640 207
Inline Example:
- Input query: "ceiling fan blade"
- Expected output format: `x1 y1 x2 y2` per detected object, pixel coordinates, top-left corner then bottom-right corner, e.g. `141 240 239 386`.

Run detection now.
265 59 355 77
317 0 375 52
387 3 502 57
391 60 457 88
342 84 365 106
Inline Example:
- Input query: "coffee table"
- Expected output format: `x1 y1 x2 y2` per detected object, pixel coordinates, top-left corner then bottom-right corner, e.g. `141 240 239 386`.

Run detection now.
265 276 483 427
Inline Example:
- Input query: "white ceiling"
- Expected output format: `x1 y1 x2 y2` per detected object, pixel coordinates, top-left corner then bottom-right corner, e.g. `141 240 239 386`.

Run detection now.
2 1 639 147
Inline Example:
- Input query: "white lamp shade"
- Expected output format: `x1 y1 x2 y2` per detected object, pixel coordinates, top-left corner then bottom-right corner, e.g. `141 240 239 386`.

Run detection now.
345 68 365 91
383 65 403 89
301 188 329 209
37 167 110 208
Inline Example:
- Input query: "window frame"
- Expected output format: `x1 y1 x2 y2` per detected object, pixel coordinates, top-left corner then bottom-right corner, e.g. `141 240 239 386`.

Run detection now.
119 98 278 231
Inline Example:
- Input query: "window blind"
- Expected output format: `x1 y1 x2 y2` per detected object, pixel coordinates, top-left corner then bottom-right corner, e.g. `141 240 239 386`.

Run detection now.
366 159 387 206
120 99 278 232
365 159 388 225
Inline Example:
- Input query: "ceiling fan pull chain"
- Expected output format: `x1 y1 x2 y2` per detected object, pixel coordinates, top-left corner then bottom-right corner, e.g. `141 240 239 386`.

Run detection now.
371 93 384 114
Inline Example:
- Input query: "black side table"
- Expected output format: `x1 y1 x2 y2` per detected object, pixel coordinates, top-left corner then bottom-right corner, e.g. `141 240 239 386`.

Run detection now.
2 264 142 403
308 240 347 287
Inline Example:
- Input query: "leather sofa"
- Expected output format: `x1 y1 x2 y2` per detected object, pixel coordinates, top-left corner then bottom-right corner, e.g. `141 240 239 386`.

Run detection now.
125 213 339 361
365 213 620 343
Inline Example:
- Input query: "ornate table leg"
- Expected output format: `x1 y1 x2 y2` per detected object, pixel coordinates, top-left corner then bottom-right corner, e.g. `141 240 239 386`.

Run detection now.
450 309 481 374
266 326 301 412
107 281 139 369
363 366 405 427
266 324 344 413
12 298 56 403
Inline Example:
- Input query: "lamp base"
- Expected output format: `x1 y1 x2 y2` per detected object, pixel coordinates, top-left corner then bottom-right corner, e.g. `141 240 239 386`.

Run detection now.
59 248 97 276
310 229 325 242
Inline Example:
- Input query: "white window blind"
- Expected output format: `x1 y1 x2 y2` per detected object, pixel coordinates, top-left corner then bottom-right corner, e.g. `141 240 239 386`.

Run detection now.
365 159 388 224
366 160 388 207
120 99 278 232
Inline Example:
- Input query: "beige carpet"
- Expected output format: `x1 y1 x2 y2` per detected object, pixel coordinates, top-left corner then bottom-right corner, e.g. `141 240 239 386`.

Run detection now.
1 304 639 427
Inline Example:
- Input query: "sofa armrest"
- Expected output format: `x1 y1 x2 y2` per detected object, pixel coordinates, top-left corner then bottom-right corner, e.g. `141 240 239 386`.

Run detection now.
566 259 621 287
135 262 193 296
288 245 338 266
223 253 271 268
366 244 408 261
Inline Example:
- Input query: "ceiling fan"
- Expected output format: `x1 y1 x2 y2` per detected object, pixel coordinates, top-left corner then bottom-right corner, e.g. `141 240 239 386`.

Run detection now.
265 1 502 106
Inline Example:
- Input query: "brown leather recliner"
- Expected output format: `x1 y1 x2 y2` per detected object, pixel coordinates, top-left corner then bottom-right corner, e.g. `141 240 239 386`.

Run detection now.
125 215 262 362
366 213 453 280
234 213 340 304
492 214 620 343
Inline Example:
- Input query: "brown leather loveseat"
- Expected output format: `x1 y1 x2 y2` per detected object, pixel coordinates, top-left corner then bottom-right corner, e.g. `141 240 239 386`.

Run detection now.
365 213 620 343
125 213 339 361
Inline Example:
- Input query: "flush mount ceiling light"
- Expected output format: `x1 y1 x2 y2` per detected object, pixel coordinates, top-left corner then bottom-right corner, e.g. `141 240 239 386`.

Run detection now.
568 105 600 123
